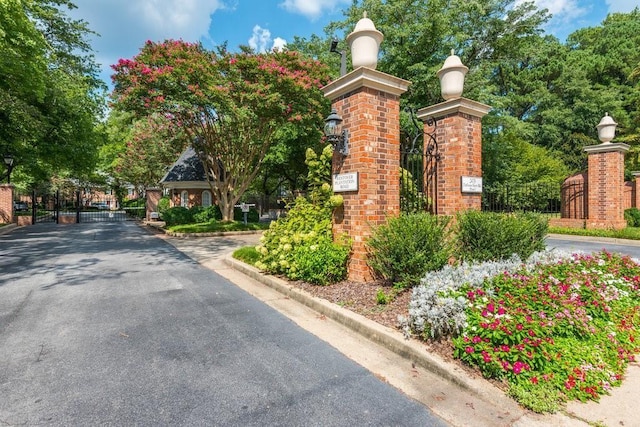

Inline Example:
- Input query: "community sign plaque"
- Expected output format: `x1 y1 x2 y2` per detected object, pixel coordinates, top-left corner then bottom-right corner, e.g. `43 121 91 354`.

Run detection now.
332 172 358 192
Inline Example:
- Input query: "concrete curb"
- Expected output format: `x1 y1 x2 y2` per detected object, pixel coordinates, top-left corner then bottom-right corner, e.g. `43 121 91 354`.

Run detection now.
166 230 264 238
0 223 18 235
224 255 510 408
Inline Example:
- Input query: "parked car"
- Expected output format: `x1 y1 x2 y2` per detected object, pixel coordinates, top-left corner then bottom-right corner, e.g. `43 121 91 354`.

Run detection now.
90 202 109 210
13 201 29 211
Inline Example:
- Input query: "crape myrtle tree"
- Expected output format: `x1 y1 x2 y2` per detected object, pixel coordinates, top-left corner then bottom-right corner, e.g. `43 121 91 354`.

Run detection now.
111 40 330 221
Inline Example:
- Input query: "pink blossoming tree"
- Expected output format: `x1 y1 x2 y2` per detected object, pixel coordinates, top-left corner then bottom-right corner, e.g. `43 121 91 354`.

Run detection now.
111 40 330 220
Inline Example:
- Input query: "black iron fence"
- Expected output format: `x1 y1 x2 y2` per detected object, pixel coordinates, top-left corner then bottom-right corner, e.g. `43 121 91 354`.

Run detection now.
482 181 570 216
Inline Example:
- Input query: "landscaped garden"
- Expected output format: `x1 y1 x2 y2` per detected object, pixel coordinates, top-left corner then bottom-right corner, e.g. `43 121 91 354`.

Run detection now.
230 148 640 414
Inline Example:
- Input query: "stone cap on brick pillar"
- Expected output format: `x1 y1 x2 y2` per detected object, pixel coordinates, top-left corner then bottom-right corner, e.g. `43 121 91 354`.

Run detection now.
584 142 630 154
416 97 491 120
322 67 410 101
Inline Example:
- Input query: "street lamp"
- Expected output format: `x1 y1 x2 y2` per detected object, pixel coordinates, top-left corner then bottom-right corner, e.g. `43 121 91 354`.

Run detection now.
3 153 14 184
324 109 349 156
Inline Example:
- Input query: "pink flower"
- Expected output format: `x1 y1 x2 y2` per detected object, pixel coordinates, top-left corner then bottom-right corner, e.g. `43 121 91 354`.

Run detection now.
472 336 482 344
530 376 538 384
486 302 495 313
465 347 474 354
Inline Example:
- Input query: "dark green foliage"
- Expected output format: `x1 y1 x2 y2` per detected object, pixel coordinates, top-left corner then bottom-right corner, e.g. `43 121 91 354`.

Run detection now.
193 206 219 223
160 206 193 226
456 211 548 262
624 208 640 227
290 238 349 286
366 213 452 288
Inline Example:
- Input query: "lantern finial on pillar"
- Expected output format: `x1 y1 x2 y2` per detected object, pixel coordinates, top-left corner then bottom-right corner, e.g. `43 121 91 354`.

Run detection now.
346 11 383 70
596 112 617 144
437 51 468 100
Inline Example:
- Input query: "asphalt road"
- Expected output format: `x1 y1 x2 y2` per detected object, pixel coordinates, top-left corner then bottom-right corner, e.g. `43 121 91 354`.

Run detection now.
546 235 640 259
0 222 445 426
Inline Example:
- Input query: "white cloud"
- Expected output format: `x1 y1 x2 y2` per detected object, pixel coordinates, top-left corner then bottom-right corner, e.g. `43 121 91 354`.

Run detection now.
606 0 640 13
248 25 272 53
272 37 288 52
248 26 287 53
70 0 223 81
515 0 588 22
279 0 349 21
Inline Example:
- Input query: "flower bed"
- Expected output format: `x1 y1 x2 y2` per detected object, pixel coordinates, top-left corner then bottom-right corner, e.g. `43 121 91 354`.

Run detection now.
404 250 640 412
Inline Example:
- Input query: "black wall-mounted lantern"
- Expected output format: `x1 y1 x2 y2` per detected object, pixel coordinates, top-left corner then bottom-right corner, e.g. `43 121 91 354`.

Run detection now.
324 109 349 156
3 153 14 184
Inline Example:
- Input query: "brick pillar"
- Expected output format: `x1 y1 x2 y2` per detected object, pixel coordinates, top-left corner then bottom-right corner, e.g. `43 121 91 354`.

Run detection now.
417 98 491 215
323 67 410 282
584 143 629 229
146 188 162 221
0 184 14 224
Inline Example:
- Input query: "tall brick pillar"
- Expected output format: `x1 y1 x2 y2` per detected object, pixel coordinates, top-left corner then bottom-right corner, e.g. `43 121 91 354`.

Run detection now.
584 143 629 229
417 98 491 215
322 67 410 282
0 184 14 224
145 188 162 221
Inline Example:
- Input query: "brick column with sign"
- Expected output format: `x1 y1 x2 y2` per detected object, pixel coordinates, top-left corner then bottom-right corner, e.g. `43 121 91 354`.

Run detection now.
417 98 491 215
322 67 410 282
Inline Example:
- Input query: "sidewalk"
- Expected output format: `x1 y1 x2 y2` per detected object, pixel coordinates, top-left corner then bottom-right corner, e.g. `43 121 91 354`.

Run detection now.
158 229 640 427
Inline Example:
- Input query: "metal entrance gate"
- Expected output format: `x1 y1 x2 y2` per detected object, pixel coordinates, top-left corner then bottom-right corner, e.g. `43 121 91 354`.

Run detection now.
400 110 440 214
16 190 144 224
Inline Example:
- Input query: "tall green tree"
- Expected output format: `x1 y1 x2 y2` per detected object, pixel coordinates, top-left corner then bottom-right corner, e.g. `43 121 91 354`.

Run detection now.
0 0 105 186
111 41 330 220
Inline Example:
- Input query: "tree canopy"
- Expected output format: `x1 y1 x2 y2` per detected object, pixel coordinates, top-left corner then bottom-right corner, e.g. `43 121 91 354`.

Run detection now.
291 1 640 185
0 0 105 187
111 41 330 220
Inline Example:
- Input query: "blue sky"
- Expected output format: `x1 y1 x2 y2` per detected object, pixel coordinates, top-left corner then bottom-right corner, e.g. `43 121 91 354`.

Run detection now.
69 0 640 88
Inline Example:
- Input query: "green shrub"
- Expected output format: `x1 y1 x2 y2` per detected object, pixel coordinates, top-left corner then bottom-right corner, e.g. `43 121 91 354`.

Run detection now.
193 205 219 223
455 210 547 262
366 213 452 288
624 207 640 227
157 196 170 213
289 237 349 285
160 206 194 226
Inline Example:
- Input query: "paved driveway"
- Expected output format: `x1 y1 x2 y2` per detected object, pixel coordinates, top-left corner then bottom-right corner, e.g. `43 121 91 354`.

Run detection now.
0 222 444 426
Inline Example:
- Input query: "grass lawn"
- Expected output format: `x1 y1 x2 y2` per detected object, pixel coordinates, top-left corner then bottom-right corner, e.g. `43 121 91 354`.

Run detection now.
167 221 269 234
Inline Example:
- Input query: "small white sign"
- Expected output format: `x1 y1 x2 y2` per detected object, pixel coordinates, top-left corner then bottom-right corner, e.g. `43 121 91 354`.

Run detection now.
461 176 483 193
332 172 358 192
240 202 250 213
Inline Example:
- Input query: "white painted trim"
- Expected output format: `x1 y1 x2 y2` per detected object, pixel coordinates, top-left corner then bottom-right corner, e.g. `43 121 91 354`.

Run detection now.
416 98 491 120
322 67 411 100
583 142 630 154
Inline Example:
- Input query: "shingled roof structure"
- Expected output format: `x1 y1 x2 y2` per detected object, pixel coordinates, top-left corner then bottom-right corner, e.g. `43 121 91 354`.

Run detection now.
160 146 207 184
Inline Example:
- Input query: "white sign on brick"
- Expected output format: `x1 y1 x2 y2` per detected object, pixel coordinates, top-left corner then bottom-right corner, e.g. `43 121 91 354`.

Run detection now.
332 172 358 192
461 176 483 193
